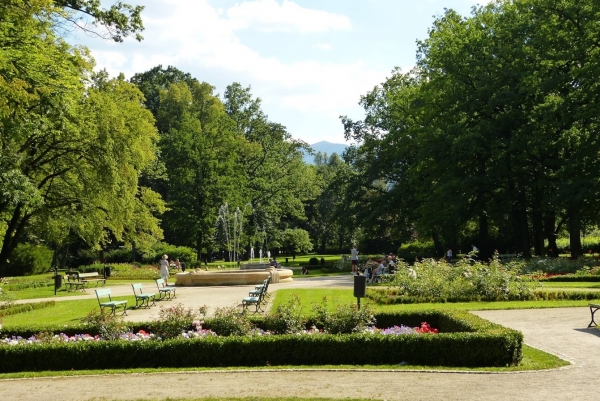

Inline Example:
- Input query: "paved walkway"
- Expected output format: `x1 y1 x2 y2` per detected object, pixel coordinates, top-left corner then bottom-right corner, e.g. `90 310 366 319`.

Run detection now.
2 276 600 401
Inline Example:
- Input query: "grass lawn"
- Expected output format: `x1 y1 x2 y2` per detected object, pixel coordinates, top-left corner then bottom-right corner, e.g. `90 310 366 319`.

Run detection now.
2 295 136 327
271 288 599 312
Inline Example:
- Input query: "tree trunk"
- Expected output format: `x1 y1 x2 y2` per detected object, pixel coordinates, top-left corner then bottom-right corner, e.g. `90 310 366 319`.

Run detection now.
478 212 490 260
568 207 582 259
196 230 203 261
532 208 544 256
431 232 443 257
131 242 136 263
544 213 559 258
513 191 530 258
0 205 28 275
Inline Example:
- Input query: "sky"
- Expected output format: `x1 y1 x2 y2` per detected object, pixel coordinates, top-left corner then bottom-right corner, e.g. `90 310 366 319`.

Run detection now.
75 0 492 145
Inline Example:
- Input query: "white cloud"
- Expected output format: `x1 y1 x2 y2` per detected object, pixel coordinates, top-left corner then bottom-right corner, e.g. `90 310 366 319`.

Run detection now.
225 0 352 33
83 0 384 143
316 43 332 51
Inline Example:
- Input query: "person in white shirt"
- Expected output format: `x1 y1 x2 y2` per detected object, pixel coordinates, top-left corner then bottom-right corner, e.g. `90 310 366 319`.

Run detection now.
158 254 170 284
351 245 359 275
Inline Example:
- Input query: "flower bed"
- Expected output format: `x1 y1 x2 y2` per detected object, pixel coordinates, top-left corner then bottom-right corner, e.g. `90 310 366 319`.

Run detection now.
0 310 522 372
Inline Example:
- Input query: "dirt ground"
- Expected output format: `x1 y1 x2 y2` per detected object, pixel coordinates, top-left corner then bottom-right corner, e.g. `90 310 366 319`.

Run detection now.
3 277 600 401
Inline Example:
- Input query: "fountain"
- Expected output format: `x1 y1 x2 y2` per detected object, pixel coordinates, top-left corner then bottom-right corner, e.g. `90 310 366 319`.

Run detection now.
175 203 293 286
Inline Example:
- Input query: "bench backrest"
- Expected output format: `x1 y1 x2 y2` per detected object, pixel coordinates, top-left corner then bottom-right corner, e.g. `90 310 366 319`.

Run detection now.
79 272 99 278
156 278 166 288
95 288 112 305
132 283 143 294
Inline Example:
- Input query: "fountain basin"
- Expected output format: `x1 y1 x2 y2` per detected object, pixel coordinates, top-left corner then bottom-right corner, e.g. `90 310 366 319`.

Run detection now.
240 263 270 270
175 267 293 286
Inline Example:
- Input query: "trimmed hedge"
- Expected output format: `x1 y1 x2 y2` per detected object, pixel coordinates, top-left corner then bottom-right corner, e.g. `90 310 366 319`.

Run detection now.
0 301 55 317
540 275 600 282
0 310 522 371
367 288 600 304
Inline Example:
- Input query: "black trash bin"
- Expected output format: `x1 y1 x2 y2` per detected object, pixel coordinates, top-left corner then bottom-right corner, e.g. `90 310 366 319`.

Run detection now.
104 266 111 278
353 275 366 298
54 273 62 290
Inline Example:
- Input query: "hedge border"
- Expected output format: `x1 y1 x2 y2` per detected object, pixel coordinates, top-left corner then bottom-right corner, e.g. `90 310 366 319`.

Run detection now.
0 310 522 372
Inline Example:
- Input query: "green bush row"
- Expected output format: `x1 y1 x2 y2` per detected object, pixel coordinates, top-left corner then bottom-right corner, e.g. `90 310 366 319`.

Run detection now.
1 280 54 291
0 301 55 317
0 310 522 371
396 241 436 264
521 257 600 274
77 244 197 266
4 244 54 276
541 275 600 282
367 288 600 304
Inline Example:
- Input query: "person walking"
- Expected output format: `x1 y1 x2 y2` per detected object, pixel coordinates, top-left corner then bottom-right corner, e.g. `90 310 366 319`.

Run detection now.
158 254 170 284
351 244 359 275
446 247 453 263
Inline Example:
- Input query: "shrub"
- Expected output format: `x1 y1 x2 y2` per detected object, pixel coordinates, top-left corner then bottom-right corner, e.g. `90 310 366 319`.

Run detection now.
396 240 436 264
150 304 207 340
313 297 375 334
143 244 197 265
263 294 305 334
6 243 54 276
308 257 319 266
520 257 600 274
76 263 160 280
388 258 539 302
81 310 130 341
204 306 254 336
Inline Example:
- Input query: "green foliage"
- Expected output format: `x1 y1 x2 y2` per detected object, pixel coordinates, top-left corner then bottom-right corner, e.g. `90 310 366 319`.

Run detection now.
282 229 313 254
0 301 54 317
263 294 305 334
77 263 159 280
5 244 53 276
396 241 436 264
308 257 319 266
204 306 254 336
313 297 375 334
521 258 600 275
150 304 207 340
368 288 600 304
143 244 197 265
1 280 53 291
80 310 130 341
388 259 540 303
56 0 145 42
0 310 522 371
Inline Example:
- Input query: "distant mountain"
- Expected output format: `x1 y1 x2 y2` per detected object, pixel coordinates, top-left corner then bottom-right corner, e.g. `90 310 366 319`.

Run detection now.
303 141 348 164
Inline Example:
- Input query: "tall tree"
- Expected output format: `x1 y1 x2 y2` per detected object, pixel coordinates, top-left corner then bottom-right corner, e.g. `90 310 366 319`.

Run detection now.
0 1 161 272
156 81 249 259
223 83 316 254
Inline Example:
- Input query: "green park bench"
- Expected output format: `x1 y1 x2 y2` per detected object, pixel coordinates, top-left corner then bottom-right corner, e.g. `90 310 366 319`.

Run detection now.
95 288 127 316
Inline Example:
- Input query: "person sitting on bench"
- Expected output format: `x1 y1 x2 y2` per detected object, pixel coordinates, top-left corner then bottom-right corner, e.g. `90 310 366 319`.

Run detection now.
369 259 385 283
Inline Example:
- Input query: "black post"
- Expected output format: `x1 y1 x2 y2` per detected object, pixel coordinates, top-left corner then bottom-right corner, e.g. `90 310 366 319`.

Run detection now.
53 266 61 295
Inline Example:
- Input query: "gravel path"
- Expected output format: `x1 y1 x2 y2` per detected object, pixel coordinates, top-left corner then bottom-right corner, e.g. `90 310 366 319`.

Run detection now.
3 276 600 401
